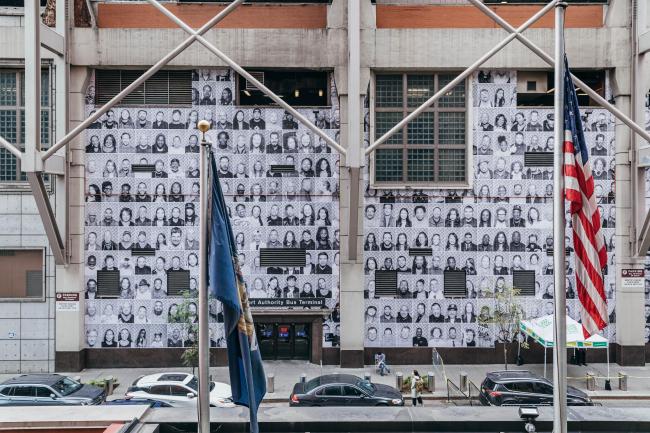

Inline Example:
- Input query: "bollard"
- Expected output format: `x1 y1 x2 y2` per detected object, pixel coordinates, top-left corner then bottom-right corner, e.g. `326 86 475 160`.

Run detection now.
396 372 404 391
427 372 435 392
266 374 275 393
459 371 468 393
364 372 371 383
105 376 115 396
300 373 307 384
618 372 628 391
586 372 595 391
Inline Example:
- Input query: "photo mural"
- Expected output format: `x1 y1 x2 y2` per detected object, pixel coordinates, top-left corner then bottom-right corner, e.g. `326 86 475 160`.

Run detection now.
363 70 618 349
83 69 341 349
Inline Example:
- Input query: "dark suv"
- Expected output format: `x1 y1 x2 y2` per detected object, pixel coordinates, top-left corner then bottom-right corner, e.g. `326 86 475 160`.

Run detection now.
479 370 592 407
0 374 105 406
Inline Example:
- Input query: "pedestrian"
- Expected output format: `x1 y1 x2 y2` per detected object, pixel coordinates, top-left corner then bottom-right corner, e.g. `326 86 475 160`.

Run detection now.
411 370 423 406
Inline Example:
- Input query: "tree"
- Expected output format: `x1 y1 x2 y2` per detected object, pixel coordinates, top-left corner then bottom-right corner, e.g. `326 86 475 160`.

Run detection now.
170 294 200 375
483 285 527 370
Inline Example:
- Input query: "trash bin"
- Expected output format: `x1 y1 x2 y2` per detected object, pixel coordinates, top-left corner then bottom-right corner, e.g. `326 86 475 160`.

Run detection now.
618 372 628 391
427 372 435 392
105 376 115 396
364 373 371 382
266 374 275 393
586 372 595 391
459 372 468 393
396 372 403 391
300 373 307 384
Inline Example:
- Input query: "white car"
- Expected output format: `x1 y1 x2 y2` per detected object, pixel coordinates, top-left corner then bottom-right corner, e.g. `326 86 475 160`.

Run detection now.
125 372 235 408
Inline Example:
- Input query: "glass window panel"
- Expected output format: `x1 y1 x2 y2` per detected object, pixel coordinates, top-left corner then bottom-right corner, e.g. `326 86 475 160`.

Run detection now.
375 75 403 108
375 112 403 145
0 110 17 143
375 148 403 182
407 74 434 108
439 112 465 145
438 74 466 108
19 70 50 107
0 149 17 182
407 112 434 145
438 148 466 182
407 148 435 182
41 110 49 147
0 72 17 106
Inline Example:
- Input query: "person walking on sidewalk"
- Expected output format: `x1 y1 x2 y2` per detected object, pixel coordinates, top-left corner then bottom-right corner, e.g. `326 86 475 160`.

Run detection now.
411 370 423 406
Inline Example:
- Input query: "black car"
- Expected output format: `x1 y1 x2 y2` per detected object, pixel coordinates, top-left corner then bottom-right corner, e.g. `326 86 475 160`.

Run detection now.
290 374 404 407
0 374 105 406
479 370 593 407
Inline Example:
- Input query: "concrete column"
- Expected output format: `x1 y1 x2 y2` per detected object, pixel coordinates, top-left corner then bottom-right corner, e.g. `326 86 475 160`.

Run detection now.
54 66 91 371
612 67 647 366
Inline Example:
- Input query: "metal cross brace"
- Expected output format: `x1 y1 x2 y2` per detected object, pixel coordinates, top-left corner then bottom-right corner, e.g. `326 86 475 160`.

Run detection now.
142 0 346 155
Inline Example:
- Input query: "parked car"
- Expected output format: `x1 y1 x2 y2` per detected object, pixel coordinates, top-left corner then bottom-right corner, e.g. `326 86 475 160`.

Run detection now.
126 372 234 408
105 397 173 408
479 370 593 406
0 374 105 406
290 374 404 407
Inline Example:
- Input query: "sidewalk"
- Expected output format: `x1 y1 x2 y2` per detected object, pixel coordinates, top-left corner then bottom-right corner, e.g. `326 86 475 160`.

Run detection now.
3 360 648 402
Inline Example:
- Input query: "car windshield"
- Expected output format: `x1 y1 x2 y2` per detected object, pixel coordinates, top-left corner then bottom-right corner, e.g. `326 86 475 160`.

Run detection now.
52 377 82 396
186 377 215 391
356 379 375 394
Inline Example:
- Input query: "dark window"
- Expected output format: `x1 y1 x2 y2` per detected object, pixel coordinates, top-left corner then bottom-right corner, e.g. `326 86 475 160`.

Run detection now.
524 152 554 167
167 270 190 296
485 0 606 3
322 385 342 396
374 73 467 185
0 0 46 6
506 382 535 393
12 386 34 397
96 270 121 298
259 248 306 267
0 386 13 396
35 386 52 398
443 270 467 298
374 270 397 297
95 70 192 106
170 386 191 396
343 386 364 397
149 385 170 395
534 383 553 394
158 374 189 382
513 270 536 296
0 69 51 182
237 70 330 107
517 70 606 107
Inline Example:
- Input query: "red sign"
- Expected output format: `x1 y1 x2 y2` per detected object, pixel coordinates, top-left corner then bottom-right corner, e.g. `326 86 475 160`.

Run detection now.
56 292 80 302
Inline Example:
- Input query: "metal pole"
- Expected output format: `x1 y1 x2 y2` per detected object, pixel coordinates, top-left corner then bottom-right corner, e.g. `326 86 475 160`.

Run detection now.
41 0 246 161
144 0 347 157
0 136 22 160
466 0 650 147
24 0 41 172
553 4 568 433
365 0 560 156
197 124 211 433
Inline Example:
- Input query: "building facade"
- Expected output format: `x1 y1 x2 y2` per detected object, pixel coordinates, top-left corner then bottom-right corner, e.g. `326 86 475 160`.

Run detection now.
1 0 649 373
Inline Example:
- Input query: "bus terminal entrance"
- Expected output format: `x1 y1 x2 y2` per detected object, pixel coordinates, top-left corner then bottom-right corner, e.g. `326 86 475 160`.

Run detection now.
255 323 311 361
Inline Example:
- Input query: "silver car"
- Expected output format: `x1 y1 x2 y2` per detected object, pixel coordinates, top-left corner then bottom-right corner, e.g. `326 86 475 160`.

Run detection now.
0 374 105 406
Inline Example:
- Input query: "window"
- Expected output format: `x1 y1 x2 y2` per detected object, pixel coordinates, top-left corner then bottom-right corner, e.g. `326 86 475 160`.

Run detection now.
12 386 34 397
170 385 191 396
35 387 53 398
343 386 364 397
237 70 330 107
0 69 51 182
373 73 468 186
149 385 170 395
94 70 192 106
506 382 534 393
517 70 605 107
0 249 44 300
321 385 342 396
534 383 553 395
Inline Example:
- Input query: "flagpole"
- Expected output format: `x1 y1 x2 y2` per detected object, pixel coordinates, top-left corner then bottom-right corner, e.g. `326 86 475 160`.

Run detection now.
197 120 212 433
553 3 568 433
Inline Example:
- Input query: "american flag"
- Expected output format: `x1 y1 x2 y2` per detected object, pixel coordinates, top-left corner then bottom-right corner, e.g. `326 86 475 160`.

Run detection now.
562 56 608 338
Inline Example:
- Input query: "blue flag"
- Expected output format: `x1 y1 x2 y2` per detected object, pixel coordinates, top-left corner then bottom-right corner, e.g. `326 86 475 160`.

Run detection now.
208 151 266 433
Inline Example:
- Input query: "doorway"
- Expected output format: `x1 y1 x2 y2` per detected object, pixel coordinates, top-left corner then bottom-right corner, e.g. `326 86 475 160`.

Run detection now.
255 323 311 361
